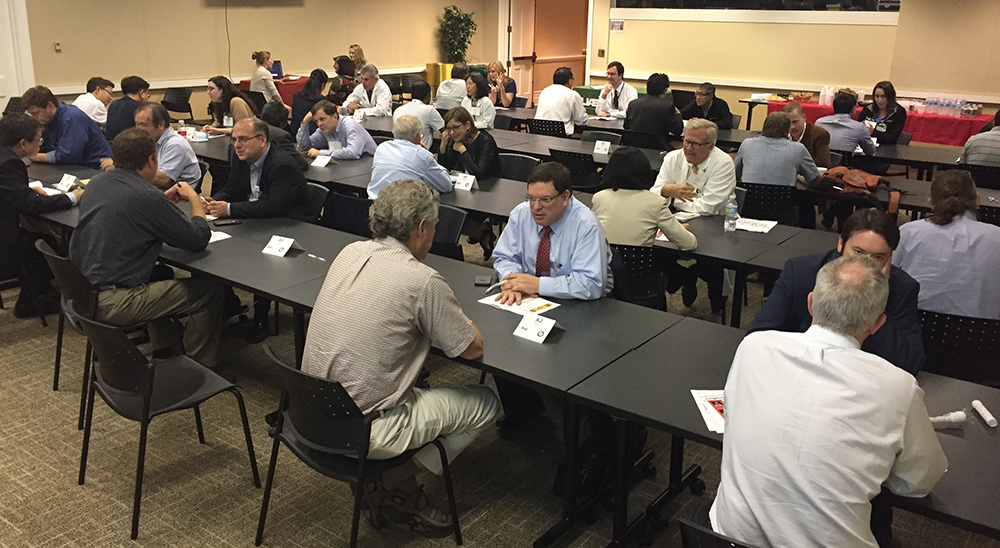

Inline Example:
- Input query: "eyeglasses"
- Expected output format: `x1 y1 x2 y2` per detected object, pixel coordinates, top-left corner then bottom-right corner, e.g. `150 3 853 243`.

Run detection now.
444 124 464 131
525 194 561 204
694 91 711 97
233 135 264 144
682 139 711 149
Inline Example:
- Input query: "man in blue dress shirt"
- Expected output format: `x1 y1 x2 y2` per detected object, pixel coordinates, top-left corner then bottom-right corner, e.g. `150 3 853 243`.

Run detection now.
491 162 613 427
296 100 376 161
368 115 452 199
22 85 111 170
816 92 877 156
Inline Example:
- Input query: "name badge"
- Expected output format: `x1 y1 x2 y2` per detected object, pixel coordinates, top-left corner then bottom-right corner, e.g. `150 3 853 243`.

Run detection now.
56 173 79 192
262 235 304 257
513 314 560 344
311 155 332 167
223 114 234 128
453 172 478 191
593 140 612 155
327 139 342 151
875 122 887 133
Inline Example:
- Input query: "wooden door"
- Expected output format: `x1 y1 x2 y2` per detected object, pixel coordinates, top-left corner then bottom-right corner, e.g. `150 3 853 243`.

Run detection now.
509 0 535 107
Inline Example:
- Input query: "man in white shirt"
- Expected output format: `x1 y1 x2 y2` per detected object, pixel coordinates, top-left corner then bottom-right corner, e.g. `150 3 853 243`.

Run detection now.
595 62 637 119
711 254 947 548
369 115 452 199
346 63 392 117
651 118 736 312
534 67 589 136
393 80 444 150
72 77 114 125
434 63 469 111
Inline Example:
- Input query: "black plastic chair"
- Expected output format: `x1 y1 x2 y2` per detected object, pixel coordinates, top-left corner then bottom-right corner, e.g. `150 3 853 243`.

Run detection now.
581 130 622 145
372 135 392 145
499 153 540 182
305 182 330 225
192 160 209 193
400 74 423 100
622 130 667 150
979 205 1000 228
494 114 512 130
731 114 742 130
72 310 260 540
528 118 568 138
430 204 467 261
3 96 23 116
965 164 1000 190
549 149 601 192
678 517 758 548
739 182 798 226
512 96 528 108
160 88 194 122
254 347 462 548
609 244 667 311
320 192 373 238
898 131 913 145
919 309 1000 387
383 75 403 100
829 151 845 168
671 90 696 112
245 90 269 115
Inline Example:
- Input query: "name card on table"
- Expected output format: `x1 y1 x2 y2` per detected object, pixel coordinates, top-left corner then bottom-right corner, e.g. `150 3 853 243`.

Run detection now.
453 172 478 191
353 110 366 121
311 155 333 167
513 313 562 344
593 140 612 155
55 174 79 192
262 235 304 257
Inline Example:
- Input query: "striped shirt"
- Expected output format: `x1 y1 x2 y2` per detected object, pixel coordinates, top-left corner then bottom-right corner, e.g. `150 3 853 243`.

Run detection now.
70 168 210 287
959 127 1000 167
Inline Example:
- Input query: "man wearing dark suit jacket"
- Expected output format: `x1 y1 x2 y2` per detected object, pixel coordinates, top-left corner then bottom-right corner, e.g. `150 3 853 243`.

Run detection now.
680 82 733 130
624 73 682 150
783 102 831 168
749 208 924 376
206 118 313 342
0 113 83 318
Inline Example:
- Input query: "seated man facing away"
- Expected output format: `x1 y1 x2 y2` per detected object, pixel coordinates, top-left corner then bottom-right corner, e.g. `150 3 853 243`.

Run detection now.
491 162 613 427
106 76 151 141
735 112 821 187
345 63 393 117
207 118 313 343
70 128 224 366
959 110 1000 168
624 72 683 150
301 179 499 534
712 254 947 548
393 79 445 150
73 77 114 125
434 62 470 111
22 85 111 170
296 100 377 161
816 92 876 156
534 67 589 136
133 102 201 190
750 208 924 375
680 82 733 130
369 115 452 199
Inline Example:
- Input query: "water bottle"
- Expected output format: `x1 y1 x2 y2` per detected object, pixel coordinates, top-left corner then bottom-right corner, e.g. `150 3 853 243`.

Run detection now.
724 192 739 233
928 97 938 115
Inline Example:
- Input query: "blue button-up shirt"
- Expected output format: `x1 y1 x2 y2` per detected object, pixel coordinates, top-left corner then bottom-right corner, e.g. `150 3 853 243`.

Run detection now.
41 103 112 169
735 136 820 186
893 211 1000 318
156 128 201 184
493 196 613 299
296 115 376 161
368 139 453 199
815 113 876 155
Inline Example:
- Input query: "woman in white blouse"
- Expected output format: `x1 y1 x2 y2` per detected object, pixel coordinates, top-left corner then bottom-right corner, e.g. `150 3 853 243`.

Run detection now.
250 50 291 113
460 72 496 130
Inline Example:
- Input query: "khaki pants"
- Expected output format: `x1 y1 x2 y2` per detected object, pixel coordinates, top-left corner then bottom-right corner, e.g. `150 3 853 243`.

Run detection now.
369 385 500 475
96 277 224 367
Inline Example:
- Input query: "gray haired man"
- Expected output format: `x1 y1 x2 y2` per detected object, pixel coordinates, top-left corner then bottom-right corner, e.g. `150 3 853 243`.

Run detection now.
346 63 393 117
368 115 453 199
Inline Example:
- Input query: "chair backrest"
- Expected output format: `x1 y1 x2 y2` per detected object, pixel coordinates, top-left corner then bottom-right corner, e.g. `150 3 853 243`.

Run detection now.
162 87 192 106
964 164 1000 190
73 311 155 396
622 130 667 150
513 96 528 108
436 107 451 119
383 75 403 99
979 205 1000 228
434 204 467 246
528 118 568 138
305 182 330 224
581 131 622 145
898 131 913 145
192 160 209 193
372 135 392 145
739 182 797 225
730 114 742 129
319 192 373 237
919 309 1000 387
34 239 98 319
400 74 422 94
548 149 600 192
609 244 667 311
734 186 747 213
494 114 512 130
678 517 758 548
499 153 541 182
3 96 23 116
268 356 369 456
245 90 269 115
829 151 845 168
672 89 696 111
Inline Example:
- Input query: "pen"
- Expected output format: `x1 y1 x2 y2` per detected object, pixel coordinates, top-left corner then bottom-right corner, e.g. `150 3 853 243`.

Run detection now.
484 281 503 294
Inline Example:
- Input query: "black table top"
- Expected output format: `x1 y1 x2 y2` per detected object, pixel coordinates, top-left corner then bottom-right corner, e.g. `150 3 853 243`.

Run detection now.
187 135 231 162
655 216 776 269
746 229 840 273
27 163 100 183
715 129 760 148
686 215 799 245
873 144 961 168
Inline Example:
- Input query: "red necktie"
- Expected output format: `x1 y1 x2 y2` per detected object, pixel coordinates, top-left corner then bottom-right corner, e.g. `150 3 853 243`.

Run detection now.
535 226 552 277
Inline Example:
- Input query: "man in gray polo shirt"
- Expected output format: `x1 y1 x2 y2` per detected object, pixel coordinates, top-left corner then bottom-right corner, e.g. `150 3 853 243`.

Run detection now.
960 111 1000 167
133 102 202 189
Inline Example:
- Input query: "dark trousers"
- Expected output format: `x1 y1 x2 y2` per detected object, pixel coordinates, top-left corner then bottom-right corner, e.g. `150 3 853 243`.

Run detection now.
494 377 545 421
1 230 55 304
254 296 271 325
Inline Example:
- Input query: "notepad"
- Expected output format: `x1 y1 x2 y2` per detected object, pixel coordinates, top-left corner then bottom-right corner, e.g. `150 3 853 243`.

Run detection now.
478 295 560 316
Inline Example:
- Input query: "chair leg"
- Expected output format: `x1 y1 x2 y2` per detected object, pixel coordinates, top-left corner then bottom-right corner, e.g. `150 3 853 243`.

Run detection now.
78 370 98 485
53 312 65 391
194 405 205 444
255 437 282 546
351 457 368 548
478 372 486 385
432 439 463 545
131 418 150 540
229 389 261 487
78 342 92 430
273 301 280 335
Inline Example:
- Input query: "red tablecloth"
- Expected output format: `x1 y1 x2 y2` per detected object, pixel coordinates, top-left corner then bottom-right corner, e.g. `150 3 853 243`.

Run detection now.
766 101 991 146
238 77 307 106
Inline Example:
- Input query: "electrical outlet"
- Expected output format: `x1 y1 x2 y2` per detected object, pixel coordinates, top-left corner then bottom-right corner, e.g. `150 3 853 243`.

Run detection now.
598 49 605 58
53 42 62 53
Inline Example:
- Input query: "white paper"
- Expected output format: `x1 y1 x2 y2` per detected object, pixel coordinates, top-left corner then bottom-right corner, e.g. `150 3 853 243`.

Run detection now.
311 155 332 167
453 172 478 191
206 214 218 221
478 294 560 316
593 140 612 154
285 75 301 80
674 212 700 223
854 138 879 153
56 173 79 192
262 235 304 257
588 116 615 121
513 314 559 343
735 218 778 233
655 229 670 242
28 180 42 189
209 231 232 243
691 390 725 434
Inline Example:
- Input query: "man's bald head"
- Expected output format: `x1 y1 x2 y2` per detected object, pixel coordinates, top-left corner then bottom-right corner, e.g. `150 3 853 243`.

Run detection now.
811 255 889 338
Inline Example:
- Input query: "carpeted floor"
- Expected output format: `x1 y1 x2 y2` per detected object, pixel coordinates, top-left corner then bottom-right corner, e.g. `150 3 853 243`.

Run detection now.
2 236 998 548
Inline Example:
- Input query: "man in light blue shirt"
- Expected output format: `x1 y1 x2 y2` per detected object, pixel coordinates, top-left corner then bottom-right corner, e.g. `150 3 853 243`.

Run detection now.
491 162 613 428
393 80 444 150
816 93 876 156
296 100 376 161
369 115 453 199
133 102 202 190
735 112 821 187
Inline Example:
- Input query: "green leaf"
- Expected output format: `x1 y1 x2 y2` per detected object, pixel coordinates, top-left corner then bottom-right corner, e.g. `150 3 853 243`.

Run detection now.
439 5 478 63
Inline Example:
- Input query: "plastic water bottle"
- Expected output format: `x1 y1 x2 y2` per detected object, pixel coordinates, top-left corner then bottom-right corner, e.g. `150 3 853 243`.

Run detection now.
927 97 938 115
724 192 739 233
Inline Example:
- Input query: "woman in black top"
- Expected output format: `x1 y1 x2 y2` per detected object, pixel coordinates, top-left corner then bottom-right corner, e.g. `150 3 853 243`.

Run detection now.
856 80 907 145
291 69 330 136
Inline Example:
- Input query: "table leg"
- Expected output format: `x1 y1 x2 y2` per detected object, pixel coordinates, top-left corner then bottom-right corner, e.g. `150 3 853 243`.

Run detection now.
745 103 757 130
534 402 581 548
730 270 747 328
293 310 305 369
608 419 630 547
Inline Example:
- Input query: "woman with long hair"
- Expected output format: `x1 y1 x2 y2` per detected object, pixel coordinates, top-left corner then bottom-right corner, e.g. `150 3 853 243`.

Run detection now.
348 44 367 78
291 68 330 135
202 76 255 135
487 60 517 108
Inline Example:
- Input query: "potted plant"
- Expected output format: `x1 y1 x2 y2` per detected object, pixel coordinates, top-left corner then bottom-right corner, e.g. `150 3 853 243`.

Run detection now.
428 5 477 87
